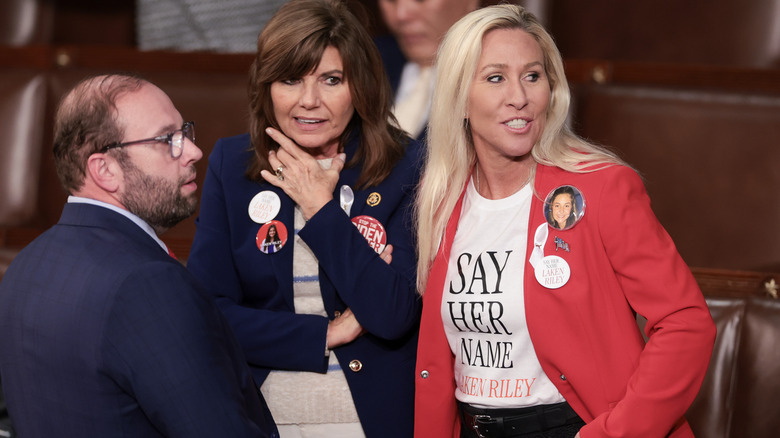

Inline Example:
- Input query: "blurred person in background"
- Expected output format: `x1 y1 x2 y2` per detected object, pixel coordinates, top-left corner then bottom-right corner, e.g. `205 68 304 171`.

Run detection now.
375 0 479 140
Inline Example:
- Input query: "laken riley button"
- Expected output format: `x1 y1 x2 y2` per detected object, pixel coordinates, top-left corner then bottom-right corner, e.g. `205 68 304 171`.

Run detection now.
534 255 571 289
248 190 281 224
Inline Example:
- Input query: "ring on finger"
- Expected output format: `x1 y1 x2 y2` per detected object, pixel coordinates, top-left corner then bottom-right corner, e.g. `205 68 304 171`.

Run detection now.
275 166 284 181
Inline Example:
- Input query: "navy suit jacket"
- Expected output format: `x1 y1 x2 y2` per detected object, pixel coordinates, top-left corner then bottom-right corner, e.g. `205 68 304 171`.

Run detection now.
0 203 277 438
187 132 423 437
375 35 428 142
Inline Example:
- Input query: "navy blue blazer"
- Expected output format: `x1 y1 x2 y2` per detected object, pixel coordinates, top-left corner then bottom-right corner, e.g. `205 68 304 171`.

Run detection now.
375 35 428 142
187 132 423 437
0 203 277 438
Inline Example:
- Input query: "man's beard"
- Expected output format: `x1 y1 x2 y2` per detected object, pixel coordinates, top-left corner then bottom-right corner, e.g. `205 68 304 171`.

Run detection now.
120 161 197 234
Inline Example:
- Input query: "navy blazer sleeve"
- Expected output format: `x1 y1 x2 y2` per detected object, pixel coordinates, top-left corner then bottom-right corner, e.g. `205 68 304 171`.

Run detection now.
299 161 420 339
101 261 269 437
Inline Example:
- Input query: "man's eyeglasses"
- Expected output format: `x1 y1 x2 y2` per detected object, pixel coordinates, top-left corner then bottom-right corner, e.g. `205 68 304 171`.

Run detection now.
101 121 195 159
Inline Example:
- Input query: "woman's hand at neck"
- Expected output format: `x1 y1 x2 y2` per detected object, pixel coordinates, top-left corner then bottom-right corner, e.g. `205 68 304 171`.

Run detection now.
261 127 346 220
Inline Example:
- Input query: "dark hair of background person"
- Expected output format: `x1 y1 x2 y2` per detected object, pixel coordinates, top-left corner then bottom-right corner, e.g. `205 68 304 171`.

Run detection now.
246 0 406 189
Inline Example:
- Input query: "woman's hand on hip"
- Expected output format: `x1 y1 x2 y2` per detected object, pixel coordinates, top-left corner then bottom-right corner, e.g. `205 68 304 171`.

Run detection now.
261 127 346 220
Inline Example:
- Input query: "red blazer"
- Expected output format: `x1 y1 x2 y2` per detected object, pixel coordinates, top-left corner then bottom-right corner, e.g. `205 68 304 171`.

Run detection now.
414 164 716 437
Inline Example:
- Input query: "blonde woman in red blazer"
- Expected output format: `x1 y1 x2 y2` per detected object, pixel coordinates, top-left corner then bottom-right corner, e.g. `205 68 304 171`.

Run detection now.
414 5 716 438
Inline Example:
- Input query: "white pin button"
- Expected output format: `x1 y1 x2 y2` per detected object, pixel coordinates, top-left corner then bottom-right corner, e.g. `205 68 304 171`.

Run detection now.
534 255 571 289
248 190 281 224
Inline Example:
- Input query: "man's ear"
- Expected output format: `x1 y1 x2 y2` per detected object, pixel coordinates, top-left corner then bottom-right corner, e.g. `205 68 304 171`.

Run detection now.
85 153 122 193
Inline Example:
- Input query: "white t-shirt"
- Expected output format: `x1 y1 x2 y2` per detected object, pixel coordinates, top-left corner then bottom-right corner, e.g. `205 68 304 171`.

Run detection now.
441 178 565 409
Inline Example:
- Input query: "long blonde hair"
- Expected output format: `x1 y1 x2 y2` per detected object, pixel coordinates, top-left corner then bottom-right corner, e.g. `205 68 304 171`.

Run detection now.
415 4 626 292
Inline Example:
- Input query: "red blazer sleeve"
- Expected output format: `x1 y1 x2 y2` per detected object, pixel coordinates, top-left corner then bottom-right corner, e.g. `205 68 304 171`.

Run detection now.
587 166 715 436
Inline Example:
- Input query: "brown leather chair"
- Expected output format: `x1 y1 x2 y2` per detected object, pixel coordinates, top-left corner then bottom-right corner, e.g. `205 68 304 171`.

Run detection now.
687 296 744 438
0 70 47 227
0 69 47 279
550 0 780 68
728 297 780 436
686 268 780 438
571 83 780 272
0 0 53 46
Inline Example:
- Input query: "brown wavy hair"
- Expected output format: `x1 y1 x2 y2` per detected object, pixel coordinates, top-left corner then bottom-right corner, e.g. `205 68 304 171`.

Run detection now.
246 0 406 188
53 74 145 194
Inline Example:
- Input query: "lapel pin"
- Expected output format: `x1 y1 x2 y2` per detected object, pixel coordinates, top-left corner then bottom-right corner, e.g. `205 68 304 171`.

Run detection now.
366 192 381 207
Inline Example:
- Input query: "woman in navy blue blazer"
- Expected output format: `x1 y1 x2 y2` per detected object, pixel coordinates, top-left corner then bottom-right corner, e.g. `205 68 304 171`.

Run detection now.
187 0 422 436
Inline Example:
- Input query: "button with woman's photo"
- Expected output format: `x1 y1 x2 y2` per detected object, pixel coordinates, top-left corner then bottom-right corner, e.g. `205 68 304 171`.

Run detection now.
544 185 586 231
256 220 288 254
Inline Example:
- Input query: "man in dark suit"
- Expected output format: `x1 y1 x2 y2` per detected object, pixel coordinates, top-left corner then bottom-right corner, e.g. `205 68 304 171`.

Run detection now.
376 0 479 140
0 74 278 438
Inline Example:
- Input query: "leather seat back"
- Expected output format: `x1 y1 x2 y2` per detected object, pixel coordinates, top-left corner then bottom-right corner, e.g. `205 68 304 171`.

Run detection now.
0 70 47 227
572 84 780 271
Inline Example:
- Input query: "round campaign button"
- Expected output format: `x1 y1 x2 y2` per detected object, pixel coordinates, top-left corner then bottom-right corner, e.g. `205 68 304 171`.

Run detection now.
248 190 281 224
351 215 387 254
256 220 288 254
543 185 585 231
534 255 571 289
